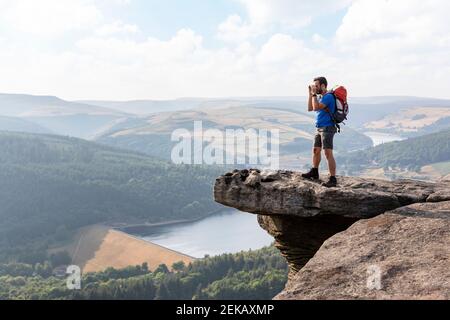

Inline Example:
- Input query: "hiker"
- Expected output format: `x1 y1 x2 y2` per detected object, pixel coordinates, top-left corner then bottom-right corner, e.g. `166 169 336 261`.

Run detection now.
302 76 338 188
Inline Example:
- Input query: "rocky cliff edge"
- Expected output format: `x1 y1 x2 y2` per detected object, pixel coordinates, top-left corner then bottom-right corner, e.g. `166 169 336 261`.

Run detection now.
214 169 450 300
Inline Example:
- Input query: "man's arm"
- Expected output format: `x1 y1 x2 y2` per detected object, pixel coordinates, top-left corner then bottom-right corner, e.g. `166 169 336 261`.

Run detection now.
308 94 313 112
311 95 327 111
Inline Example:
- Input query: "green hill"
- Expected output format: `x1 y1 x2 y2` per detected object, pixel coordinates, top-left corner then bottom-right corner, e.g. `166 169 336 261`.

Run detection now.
0 131 222 263
96 106 373 161
338 128 450 173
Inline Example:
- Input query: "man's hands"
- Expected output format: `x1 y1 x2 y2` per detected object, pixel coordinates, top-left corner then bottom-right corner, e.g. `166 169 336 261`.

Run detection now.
309 84 317 96
308 85 316 111
309 84 326 111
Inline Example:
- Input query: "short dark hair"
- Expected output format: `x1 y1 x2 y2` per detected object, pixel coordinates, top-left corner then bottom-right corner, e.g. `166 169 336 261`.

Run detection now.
314 77 328 87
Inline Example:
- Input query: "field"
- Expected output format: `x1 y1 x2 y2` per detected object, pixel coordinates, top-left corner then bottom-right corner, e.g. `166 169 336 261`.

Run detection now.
364 107 450 133
359 163 450 182
53 224 194 273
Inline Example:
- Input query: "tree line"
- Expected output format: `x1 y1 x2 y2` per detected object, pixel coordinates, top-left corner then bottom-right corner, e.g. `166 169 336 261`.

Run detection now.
0 246 288 300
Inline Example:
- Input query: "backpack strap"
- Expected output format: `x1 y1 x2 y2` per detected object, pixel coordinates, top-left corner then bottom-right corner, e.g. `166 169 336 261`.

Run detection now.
323 92 341 133
324 107 340 133
324 105 340 133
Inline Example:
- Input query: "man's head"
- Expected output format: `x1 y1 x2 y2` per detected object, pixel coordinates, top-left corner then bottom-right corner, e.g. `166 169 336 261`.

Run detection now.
313 77 328 95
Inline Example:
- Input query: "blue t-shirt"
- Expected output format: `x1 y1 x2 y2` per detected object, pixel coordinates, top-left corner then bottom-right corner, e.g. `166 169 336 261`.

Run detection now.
316 93 336 128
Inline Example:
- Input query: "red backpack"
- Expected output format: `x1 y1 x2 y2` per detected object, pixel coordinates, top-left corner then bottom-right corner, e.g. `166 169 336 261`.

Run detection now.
326 86 349 132
326 85 349 132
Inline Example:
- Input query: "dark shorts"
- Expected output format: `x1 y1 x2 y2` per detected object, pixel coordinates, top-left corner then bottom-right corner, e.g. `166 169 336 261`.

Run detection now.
314 126 337 150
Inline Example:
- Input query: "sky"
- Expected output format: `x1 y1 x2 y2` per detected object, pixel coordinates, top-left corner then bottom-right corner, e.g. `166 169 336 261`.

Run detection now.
0 0 449 101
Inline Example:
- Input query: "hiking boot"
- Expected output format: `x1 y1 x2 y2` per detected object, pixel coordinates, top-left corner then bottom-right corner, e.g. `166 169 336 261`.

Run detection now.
302 168 319 180
322 176 337 188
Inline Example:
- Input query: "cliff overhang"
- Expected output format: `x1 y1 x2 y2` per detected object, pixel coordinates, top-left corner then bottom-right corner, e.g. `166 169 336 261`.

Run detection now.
214 169 450 299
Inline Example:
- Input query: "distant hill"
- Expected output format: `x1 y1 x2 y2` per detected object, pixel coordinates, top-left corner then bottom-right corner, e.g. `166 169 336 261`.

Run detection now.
0 131 222 263
338 128 450 175
77 98 211 115
343 97 450 129
80 97 317 116
349 96 450 105
0 116 52 134
95 106 373 164
81 96 450 117
0 93 127 117
4 93 450 139
0 94 130 139
363 107 450 136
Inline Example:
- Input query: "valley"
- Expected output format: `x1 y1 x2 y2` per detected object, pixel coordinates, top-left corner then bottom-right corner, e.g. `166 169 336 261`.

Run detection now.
0 93 449 300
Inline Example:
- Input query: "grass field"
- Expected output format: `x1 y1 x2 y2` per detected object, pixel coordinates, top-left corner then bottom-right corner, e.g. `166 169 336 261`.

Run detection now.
53 224 194 273
359 162 450 182
364 107 450 133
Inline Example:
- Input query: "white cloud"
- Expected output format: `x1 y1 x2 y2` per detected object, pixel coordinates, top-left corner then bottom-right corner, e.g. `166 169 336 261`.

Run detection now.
258 34 307 64
77 28 205 65
0 0 449 100
95 21 140 37
217 14 262 43
312 34 326 44
217 0 354 43
0 25 331 99
337 0 450 49
236 0 353 29
333 0 450 96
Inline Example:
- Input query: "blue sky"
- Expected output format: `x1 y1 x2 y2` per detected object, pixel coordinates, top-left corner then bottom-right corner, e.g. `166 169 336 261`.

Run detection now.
0 0 449 100
111 1 346 47
118 0 245 43
104 0 349 48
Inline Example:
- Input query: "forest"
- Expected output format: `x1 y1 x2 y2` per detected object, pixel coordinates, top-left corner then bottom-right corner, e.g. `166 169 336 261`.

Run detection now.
0 131 224 264
337 128 450 173
0 245 288 300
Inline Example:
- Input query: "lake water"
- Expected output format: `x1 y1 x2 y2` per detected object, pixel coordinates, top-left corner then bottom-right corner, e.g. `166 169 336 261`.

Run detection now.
365 131 405 146
139 210 274 258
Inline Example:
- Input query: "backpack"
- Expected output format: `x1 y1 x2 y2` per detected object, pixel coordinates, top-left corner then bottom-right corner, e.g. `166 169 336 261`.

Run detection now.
325 86 349 132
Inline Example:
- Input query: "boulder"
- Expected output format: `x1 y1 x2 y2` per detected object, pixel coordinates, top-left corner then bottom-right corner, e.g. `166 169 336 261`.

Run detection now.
276 201 450 300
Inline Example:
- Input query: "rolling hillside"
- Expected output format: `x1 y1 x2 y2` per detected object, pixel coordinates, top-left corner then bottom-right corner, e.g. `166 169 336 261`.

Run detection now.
0 93 130 138
3 93 449 141
0 93 126 117
338 128 450 178
78 98 212 115
348 96 450 129
364 107 450 136
95 106 373 164
0 131 222 263
0 116 53 134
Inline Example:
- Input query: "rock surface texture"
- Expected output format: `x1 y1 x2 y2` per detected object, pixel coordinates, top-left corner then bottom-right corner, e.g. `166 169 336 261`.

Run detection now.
214 169 450 300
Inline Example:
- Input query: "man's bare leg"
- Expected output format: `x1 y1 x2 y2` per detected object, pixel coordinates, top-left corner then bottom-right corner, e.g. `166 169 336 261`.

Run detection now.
313 147 322 168
324 149 336 177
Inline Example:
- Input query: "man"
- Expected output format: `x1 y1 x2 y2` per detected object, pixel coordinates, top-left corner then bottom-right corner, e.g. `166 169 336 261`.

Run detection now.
302 77 338 188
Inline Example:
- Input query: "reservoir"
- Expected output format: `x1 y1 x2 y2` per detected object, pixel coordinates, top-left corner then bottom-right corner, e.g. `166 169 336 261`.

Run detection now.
137 210 273 258
365 131 405 146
